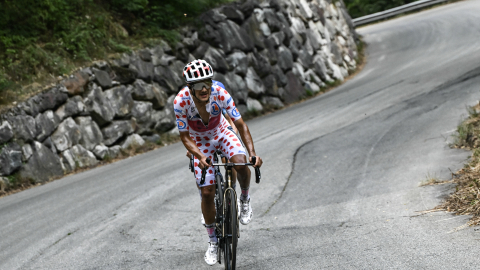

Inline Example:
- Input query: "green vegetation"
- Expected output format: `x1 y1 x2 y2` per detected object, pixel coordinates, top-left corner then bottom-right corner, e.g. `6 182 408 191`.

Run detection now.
426 104 480 227
343 0 417 18
0 0 231 105
419 172 444 186
453 105 480 148
4 172 34 192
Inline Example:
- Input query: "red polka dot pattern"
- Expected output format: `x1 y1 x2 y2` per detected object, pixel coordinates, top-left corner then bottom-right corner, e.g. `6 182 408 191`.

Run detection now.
174 85 245 188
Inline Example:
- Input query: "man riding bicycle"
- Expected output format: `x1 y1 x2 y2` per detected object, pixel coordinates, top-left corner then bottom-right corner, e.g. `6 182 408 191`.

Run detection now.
187 107 239 227
173 59 263 265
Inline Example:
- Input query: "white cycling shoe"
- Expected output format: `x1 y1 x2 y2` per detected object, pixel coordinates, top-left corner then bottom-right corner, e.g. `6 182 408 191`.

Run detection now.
239 198 253 225
204 241 218 265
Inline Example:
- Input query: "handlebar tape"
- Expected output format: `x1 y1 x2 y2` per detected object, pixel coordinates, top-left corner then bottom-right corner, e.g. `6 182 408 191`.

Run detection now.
252 156 261 184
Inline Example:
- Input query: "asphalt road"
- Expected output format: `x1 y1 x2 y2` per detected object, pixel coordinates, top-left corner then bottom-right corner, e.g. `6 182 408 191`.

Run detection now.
2 1 480 269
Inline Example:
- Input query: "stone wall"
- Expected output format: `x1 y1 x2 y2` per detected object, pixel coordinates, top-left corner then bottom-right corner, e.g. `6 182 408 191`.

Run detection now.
0 0 357 187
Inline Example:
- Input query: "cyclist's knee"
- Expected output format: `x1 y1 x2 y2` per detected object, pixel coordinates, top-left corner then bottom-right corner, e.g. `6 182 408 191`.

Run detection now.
233 166 250 182
201 185 215 201
230 154 246 163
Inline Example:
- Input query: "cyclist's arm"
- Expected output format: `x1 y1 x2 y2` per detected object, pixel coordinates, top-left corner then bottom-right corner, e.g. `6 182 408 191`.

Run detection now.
233 118 263 167
225 113 238 134
180 131 210 168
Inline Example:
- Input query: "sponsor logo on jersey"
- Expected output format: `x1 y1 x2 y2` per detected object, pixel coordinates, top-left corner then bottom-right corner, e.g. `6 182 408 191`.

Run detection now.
182 97 190 100
227 96 232 104
191 107 196 113
211 102 221 116
232 107 241 117
238 150 246 155
177 119 187 130
174 109 183 114
189 113 200 120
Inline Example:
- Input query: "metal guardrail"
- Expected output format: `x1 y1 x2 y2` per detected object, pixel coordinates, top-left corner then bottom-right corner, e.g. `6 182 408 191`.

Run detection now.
352 0 450 27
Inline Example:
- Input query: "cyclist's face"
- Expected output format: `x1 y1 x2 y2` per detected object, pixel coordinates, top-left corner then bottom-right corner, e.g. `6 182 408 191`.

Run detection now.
190 80 212 102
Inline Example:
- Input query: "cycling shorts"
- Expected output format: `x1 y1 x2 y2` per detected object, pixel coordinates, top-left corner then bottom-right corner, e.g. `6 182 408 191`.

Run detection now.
192 118 247 187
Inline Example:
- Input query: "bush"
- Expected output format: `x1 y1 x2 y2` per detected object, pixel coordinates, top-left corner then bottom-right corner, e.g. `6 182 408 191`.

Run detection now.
343 0 417 18
0 0 231 105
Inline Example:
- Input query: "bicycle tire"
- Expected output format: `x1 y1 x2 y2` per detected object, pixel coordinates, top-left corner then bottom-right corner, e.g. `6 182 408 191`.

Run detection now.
223 189 238 270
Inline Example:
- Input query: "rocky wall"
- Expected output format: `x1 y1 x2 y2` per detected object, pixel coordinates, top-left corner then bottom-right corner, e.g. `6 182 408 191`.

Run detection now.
0 0 357 186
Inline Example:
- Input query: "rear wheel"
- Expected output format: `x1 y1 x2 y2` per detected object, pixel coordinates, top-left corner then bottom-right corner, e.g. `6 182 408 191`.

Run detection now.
223 189 238 270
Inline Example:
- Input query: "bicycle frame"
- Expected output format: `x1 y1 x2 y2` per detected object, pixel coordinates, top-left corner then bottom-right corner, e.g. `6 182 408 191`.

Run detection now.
190 153 261 269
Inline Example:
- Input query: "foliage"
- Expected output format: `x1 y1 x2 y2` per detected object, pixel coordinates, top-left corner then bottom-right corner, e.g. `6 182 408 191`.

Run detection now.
343 0 417 18
0 0 231 105
453 105 480 148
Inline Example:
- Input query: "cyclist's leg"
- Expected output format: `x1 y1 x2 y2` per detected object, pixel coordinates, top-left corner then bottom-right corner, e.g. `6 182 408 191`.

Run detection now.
230 154 251 199
194 153 219 265
217 128 251 196
193 140 217 223
193 155 217 225
217 130 253 225
226 126 240 187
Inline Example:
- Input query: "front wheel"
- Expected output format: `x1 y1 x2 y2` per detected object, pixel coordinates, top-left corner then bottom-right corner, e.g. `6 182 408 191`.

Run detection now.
223 189 238 270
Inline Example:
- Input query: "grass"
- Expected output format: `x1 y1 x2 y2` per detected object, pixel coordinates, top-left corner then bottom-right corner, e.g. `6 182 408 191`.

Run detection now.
0 172 37 197
419 172 445 186
424 103 480 227
0 0 233 109
452 104 480 148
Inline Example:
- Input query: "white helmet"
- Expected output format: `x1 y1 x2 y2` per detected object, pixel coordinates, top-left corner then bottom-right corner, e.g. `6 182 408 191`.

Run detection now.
182 59 214 83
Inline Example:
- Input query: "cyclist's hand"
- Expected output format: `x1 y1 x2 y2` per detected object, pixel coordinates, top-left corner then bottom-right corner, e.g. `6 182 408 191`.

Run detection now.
186 150 192 158
198 156 211 170
249 156 263 168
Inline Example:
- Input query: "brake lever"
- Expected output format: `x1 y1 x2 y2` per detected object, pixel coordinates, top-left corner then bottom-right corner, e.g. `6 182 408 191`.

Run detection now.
200 157 211 185
251 156 261 184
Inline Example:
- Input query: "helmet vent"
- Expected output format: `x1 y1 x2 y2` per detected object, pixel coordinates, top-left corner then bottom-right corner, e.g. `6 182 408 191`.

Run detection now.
183 59 214 83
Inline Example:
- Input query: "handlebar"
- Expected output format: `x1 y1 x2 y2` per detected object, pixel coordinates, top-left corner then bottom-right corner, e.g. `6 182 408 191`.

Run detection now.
251 156 261 184
189 154 194 173
199 157 261 185
200 158 211 185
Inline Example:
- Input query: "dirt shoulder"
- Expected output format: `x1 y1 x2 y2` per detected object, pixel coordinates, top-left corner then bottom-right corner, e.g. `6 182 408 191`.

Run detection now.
424 103 480 227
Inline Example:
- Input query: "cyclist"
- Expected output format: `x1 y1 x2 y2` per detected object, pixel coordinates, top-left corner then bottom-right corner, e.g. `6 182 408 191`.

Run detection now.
174 59 263 265
188 107 239 226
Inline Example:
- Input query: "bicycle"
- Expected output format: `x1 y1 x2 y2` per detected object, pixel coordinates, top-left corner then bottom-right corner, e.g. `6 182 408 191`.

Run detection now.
190 152 261 270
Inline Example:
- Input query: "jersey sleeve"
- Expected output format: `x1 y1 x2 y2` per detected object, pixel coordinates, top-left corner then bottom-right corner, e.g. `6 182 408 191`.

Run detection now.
173 93 189 132
217 86 242 122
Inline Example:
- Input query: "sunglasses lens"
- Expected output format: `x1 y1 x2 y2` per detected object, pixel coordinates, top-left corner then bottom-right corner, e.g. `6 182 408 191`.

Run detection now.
192 80 212 90
193 84 204 90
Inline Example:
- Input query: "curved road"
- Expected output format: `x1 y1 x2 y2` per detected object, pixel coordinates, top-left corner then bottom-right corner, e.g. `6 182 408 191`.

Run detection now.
2 1 480 269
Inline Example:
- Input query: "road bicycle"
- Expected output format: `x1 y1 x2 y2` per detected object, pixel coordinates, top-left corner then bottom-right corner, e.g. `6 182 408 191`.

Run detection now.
190 152 260 270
